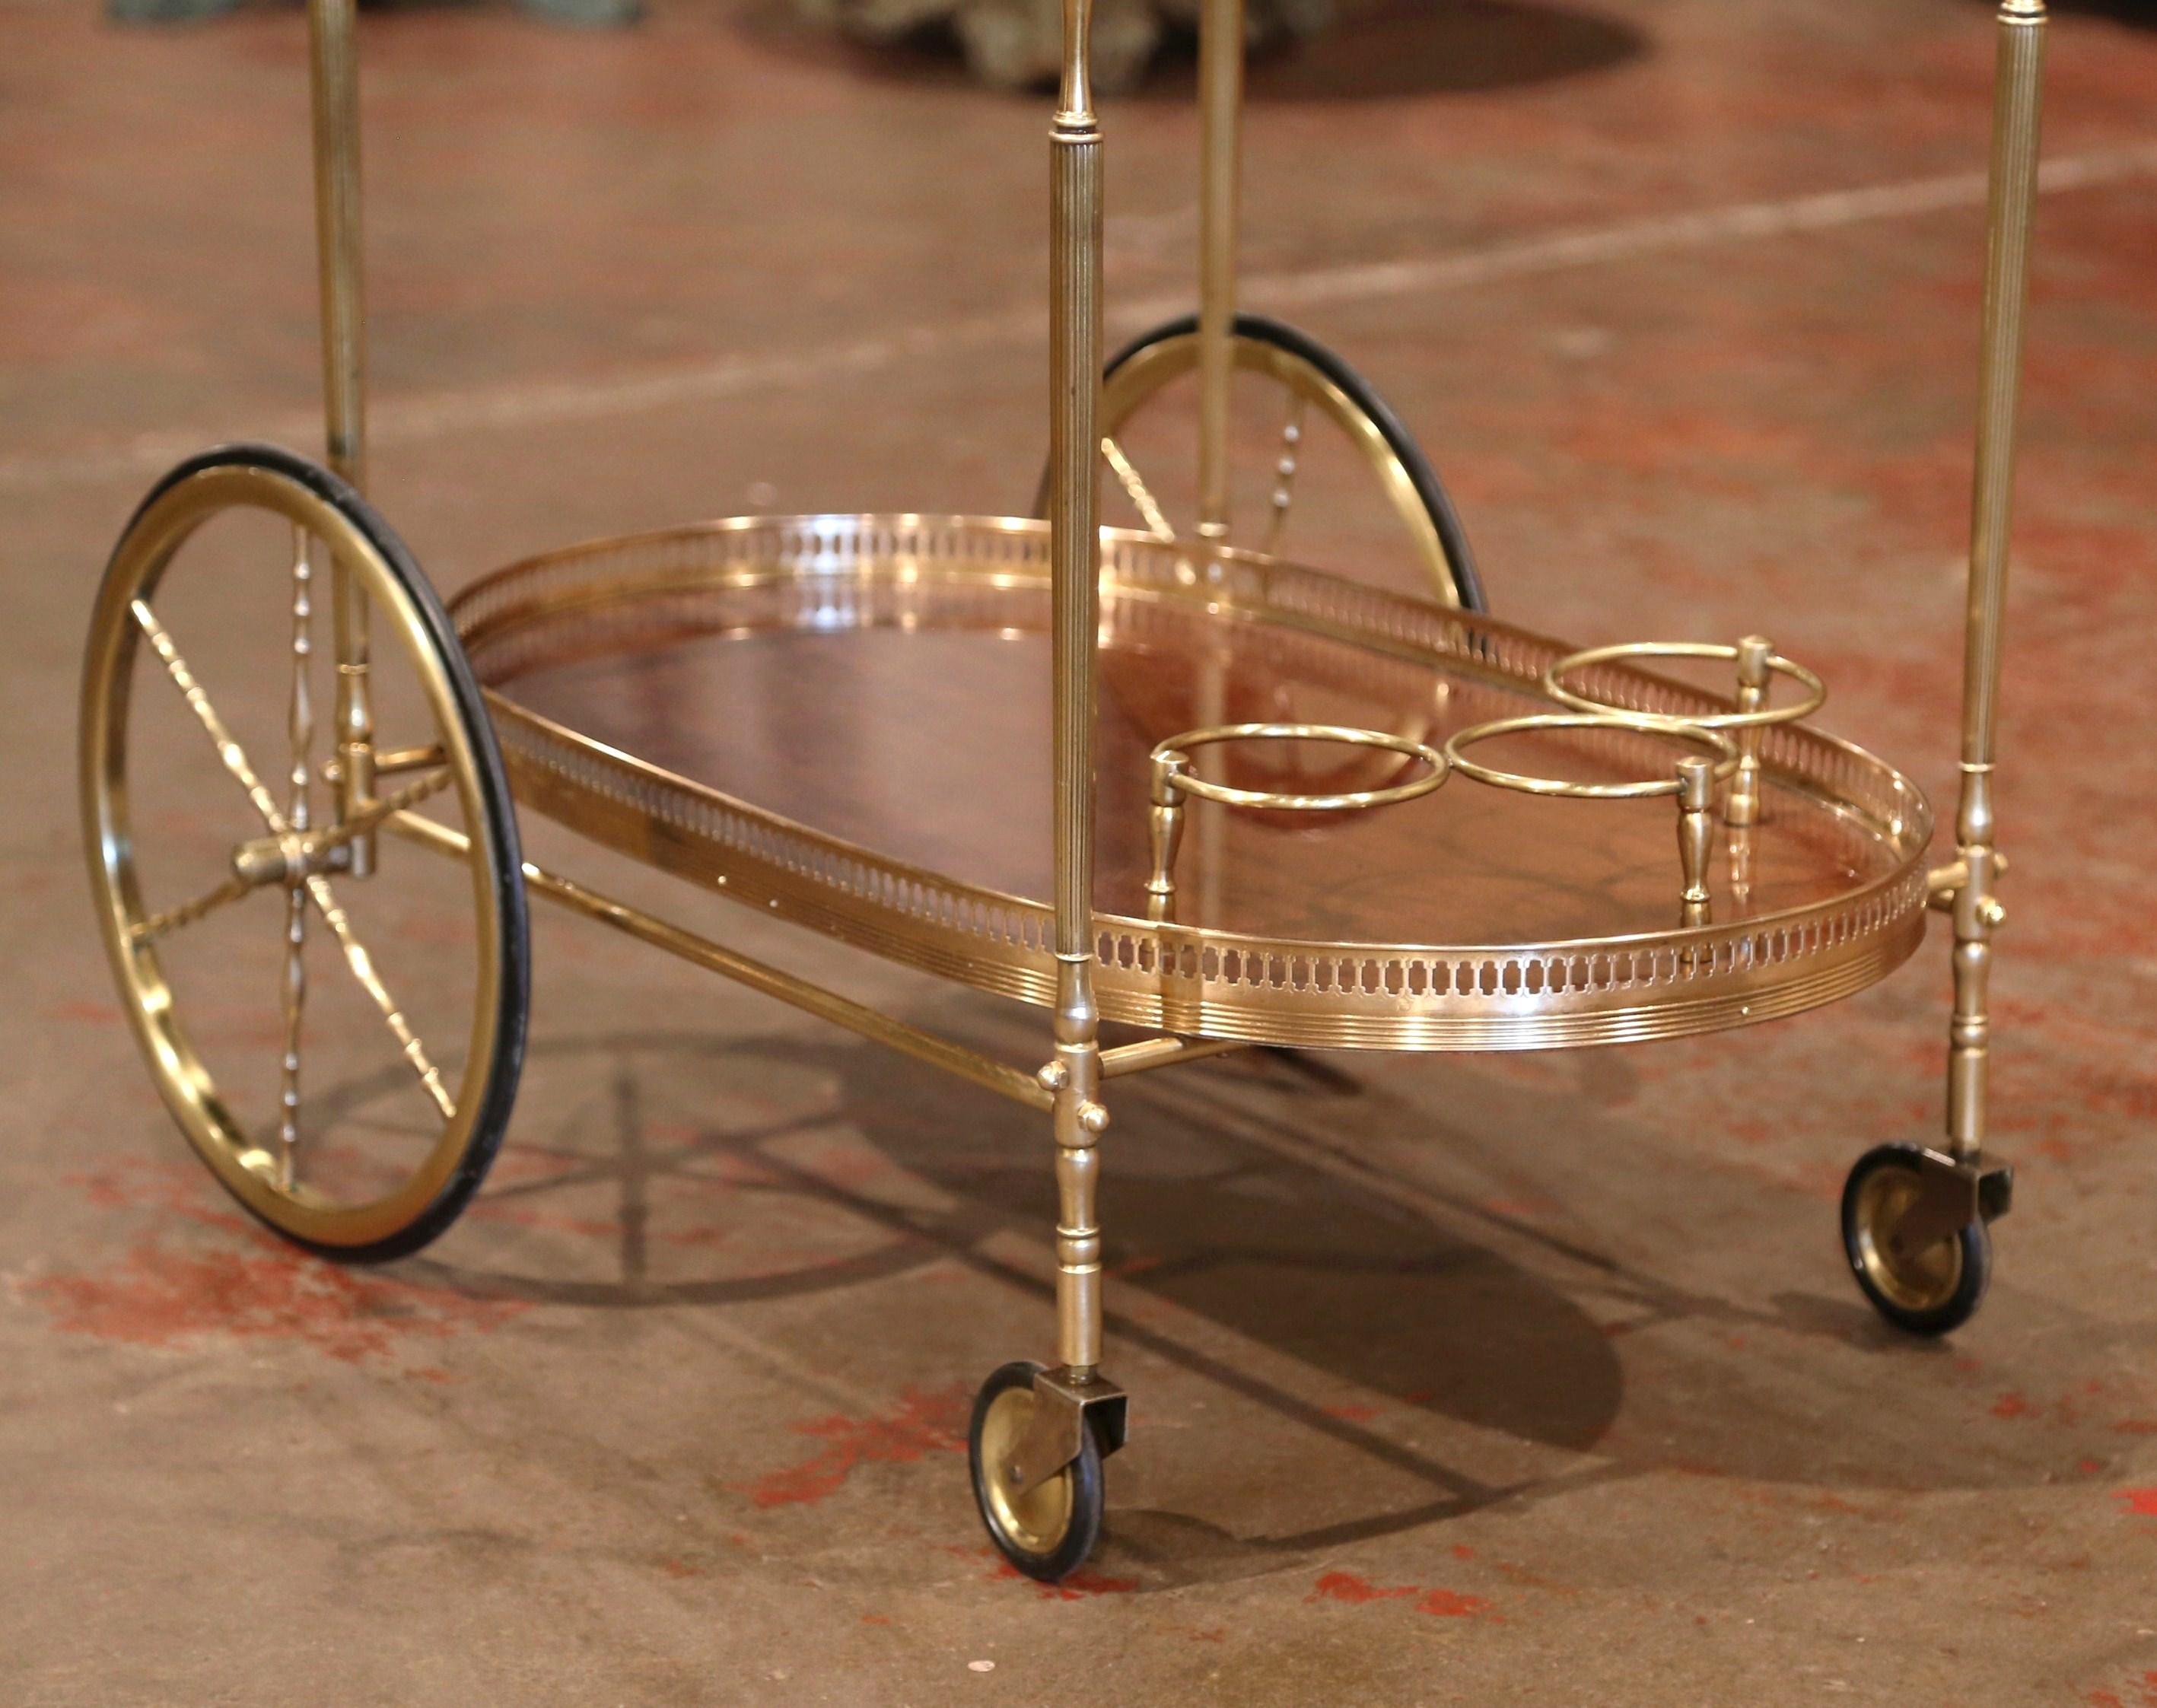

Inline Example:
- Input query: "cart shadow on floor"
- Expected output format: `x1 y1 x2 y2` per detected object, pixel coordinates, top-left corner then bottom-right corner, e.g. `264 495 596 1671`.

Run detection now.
382 1020 2140 1575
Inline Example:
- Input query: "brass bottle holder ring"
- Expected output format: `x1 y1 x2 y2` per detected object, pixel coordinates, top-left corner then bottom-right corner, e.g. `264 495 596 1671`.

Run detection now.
1440 712 1739 799
1442 712 1740 935
1145 722 1449 915
1541 635 1825 829
1541 638 1827 731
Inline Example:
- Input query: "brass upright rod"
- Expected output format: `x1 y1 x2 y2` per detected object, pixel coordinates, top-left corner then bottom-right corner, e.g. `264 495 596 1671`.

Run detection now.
1947 0 2045 1159
1195 0 1244 539
1047 0 1109 1379
307 0 376 869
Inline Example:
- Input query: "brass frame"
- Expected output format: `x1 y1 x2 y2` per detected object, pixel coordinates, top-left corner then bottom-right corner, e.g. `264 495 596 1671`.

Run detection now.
84 0 2048 1561
309 0 378 873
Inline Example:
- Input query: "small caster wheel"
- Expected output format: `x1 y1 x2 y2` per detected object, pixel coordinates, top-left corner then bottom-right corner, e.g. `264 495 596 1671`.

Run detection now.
1841 1143 1993 1335
969 1360 1105 1583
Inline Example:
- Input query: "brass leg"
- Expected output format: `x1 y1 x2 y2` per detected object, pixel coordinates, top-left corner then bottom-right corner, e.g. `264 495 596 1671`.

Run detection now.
1947 0 2044 1164
308 0 376 872
1947 840 2008 1159
1842 0 2041 1340
1047 959 1109 1376
1195 0 1242 541
1045 0 1118 1398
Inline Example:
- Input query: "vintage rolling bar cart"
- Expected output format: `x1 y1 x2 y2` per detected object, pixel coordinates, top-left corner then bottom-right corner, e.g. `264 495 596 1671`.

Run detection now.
82 0 2047 1580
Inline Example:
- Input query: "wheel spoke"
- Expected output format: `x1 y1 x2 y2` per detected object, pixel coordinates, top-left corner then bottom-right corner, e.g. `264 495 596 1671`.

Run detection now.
1258 390 1307 557
304 874 457 1123
276 525 315 1187
1102 436 1176 543
310 768 453 857
132 598 285 834
131 870 261 944
134 550 464 1146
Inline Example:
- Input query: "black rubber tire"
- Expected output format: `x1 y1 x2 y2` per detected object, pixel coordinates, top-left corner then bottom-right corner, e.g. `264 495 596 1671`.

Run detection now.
1840 1143 1992 1336
105 444 530 1265
1053 310 1487 612
969 1360 1106 1584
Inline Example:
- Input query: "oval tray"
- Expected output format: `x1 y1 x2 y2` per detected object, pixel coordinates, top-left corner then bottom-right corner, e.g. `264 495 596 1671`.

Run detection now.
450 514 1933 1051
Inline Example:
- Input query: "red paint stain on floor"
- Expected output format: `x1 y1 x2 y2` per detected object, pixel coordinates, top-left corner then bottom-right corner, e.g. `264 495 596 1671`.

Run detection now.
745 1385 969 1508
1417 1589 1490 1617
990 1560 1138 1601
1309 1570 1411 1606
40 1159 523 1363
27 1239 523 1363
2115 1489 2157 1519
1993 1391 2035 1420
1307 1570 1494 1620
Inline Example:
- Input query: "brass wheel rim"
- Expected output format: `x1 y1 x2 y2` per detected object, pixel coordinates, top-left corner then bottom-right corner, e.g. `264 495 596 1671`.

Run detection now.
81 462 509 1249
1098 332 1465 606
1853 1165 1964 1312
978 1385 1075 1557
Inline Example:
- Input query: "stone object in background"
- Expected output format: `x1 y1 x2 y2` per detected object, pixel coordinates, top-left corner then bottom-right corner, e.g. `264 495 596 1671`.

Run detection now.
794 0 1335 92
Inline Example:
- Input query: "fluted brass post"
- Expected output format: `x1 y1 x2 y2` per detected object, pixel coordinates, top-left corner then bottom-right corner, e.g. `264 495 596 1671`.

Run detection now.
1675 755 1714 972
1195 0 1242 541
309 0 376 875
1947 0 2044 1161
1145 749 1188 921
1047 0 1109 1379
1676 756 1714 930
1726 634 1772 827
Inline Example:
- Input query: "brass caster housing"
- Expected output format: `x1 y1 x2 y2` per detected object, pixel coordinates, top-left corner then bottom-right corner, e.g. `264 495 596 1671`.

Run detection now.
1841 1143 2011 1335
968 1361 1121 1582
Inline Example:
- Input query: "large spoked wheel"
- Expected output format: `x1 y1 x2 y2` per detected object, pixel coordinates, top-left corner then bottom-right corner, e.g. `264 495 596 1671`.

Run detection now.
1841 1143 1992 1336
1036 311 1486 611
969 1361 1106 1583
81 444 528 1263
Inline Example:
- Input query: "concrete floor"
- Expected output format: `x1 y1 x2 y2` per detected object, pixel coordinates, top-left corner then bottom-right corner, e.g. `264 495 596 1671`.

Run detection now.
6 0 2157 1700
